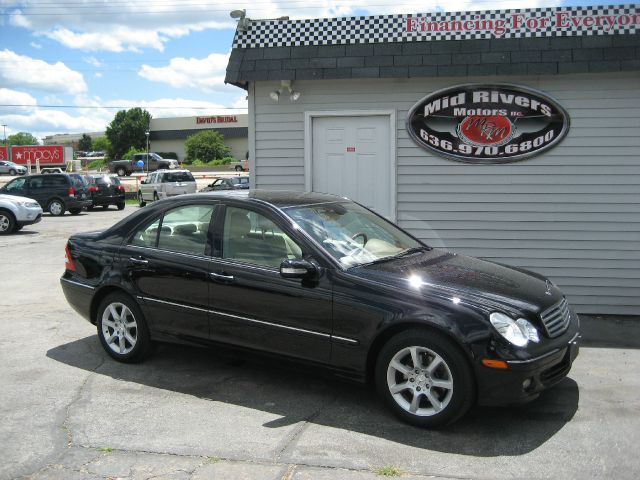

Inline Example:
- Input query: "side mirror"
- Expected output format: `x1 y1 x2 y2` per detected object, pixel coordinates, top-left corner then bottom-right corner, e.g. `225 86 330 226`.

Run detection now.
280 258 317 279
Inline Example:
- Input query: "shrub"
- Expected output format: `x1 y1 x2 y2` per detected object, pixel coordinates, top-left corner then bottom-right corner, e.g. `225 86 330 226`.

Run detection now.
185 130 230 163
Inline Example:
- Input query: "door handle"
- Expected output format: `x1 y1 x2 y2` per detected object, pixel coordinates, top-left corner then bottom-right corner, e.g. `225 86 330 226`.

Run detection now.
129 257 149 266
210 272 234 283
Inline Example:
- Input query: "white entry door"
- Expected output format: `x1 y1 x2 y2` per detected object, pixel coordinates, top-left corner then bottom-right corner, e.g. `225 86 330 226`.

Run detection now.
310 114 394 220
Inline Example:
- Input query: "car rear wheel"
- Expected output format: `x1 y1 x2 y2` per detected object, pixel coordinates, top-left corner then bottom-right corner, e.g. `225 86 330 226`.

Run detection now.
375 329 474 428
96 293 152 363
86 205 94 211
116 202 125 211
116 167 126 176
47 199 65 216
153 192 159 202
137 191 146 207
235 165 243 172
102 204 109 210
0 210 16 234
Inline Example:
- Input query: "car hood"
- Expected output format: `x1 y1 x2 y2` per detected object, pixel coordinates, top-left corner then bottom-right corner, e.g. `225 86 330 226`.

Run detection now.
0 194 40 205
348 248 562 316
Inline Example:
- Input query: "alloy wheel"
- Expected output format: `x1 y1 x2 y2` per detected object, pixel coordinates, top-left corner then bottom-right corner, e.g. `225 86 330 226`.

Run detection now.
386 345 454 416
101 302 138 355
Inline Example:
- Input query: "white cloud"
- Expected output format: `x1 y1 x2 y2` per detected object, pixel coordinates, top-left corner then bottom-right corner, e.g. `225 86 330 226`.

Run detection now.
30 42 42 49
83 56 103 68
3 1 559 53
0 88 37 114
0 49 87 95
138 53 235 94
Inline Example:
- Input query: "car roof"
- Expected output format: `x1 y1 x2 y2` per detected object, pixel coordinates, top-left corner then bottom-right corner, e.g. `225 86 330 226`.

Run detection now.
192 189 348 208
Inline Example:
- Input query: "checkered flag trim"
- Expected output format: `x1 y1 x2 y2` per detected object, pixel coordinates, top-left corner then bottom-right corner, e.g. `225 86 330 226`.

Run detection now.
233 4 638 48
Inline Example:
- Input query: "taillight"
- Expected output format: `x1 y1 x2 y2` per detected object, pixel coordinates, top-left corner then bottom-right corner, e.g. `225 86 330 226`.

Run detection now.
65 244 76 272
88 186 98 192
116 185 125 191
68 186 75 197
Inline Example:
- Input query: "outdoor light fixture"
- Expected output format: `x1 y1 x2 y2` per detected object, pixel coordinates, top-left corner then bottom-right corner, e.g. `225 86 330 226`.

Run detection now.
269 80 301 102
230 9 251 31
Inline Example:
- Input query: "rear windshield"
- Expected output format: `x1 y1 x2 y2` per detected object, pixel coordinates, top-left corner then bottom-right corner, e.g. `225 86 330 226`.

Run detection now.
163 172 194 182
69 175 86 190
95 176 120 186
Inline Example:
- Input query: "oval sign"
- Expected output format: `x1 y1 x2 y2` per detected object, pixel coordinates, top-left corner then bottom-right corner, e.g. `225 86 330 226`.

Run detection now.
407 84 570 164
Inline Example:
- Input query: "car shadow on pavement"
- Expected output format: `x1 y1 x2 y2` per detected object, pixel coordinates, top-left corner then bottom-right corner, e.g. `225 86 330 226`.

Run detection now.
47 335 579 457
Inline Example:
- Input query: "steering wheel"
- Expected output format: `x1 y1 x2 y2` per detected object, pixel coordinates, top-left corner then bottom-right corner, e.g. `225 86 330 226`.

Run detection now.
351 232 368 246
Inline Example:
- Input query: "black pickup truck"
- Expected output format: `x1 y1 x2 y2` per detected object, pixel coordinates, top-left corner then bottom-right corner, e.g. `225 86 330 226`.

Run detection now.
108 153 179 176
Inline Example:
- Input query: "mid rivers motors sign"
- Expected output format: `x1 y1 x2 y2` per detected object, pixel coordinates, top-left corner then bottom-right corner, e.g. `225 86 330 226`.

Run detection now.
406 84 570 164
10 145 65 165
0 146 7 161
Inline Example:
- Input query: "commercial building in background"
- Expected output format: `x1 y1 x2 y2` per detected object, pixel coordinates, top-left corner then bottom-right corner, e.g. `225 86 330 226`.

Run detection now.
149 114 249 162
225 4 640 315
43 132 105 148
42 115 249 162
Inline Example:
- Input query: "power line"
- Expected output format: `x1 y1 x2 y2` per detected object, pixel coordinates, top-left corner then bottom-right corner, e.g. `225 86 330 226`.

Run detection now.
0 0 593 16
0 104 247 110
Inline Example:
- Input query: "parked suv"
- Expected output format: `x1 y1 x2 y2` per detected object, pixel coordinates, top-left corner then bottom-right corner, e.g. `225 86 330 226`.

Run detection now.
0 161 27 176
0 173 92 216
83 175 126 211
0 194 43 234
138 169 196 207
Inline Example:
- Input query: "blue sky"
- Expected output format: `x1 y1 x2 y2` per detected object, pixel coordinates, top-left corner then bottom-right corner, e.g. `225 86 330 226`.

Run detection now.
0 0 601 140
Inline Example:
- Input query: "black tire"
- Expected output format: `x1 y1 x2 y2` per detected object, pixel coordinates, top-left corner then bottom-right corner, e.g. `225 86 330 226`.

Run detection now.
86 205 94 211
116 167 126 177
14 224 24 231
116 202 125 211
235 165 243 172
47 199 65 216
9 169 16 176
96 292 153 363
153 192 159 202
69 208 82 215
0 210 16 235
138 191 146 207
375 329 474 428
102 204 109 210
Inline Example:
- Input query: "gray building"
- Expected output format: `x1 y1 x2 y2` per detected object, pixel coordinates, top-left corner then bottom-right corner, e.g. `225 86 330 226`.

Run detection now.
149 114 248 162
225 4 640 315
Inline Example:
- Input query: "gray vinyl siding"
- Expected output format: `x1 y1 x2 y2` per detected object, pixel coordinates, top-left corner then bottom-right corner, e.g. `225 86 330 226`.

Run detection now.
251 72 640 315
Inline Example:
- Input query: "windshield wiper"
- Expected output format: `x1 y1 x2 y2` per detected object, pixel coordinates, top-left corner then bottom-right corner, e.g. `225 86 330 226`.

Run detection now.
395 246 432 258
352 246 432 268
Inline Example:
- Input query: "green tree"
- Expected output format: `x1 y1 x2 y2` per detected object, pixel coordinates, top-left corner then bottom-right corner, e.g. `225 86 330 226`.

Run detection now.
184 130 230 164
7 132 40 146
105 107 151 159
77 133 92 151
92 136 111 155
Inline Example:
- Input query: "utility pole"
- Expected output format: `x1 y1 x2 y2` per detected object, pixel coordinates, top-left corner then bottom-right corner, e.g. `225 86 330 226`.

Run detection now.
1 124 6 145
145 130 150 174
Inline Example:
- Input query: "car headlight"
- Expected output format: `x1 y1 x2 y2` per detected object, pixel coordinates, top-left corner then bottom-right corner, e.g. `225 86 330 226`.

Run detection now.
490 312 540 347
15 201 39 208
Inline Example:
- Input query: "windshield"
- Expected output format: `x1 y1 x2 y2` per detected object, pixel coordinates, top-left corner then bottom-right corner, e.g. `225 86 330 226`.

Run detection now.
164 171 194 182
284 201 425 268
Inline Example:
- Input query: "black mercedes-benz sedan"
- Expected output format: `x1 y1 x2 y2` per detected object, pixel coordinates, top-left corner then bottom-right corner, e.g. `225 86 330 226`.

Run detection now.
61 190 579 427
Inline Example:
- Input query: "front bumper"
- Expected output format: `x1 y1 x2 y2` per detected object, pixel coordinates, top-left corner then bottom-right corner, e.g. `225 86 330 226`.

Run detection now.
476 332 580 406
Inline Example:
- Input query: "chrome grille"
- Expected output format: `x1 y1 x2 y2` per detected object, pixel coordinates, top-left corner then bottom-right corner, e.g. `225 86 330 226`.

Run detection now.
540 298 571 338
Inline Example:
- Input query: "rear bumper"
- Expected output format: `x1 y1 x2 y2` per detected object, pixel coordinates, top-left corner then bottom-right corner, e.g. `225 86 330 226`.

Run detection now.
60 276 95 323
67 197 93 209
91 194 125 205
476 332 580 406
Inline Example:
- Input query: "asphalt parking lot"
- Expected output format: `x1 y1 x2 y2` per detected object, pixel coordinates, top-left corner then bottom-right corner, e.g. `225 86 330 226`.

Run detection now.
1 206 639 480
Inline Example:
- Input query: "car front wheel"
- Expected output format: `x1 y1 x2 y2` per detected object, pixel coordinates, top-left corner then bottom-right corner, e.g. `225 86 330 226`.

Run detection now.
96 293 152 363
375 329 474 428
9 169 16 176
0 210 16 234
138 191 146 207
